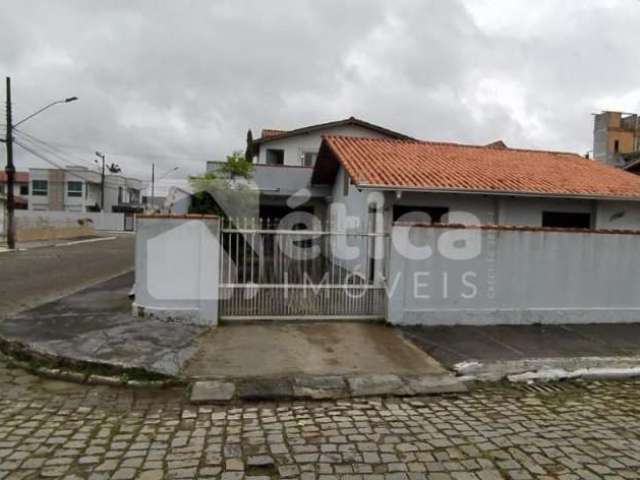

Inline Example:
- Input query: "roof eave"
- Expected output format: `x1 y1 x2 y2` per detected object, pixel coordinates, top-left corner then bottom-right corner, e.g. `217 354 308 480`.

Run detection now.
355 183 640 202
254 117 412 145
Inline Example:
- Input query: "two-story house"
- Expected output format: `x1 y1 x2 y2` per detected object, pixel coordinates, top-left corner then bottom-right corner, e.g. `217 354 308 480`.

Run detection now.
28 167 143 213
206 117 411 221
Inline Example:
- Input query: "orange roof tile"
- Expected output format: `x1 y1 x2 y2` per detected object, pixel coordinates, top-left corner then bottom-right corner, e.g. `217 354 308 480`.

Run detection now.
0 171 29 183
314 136 640 200
261 129 288 138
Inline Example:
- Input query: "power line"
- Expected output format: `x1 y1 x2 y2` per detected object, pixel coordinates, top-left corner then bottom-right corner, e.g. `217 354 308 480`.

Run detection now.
13 140 131 192
9 131 216 163
12 129 189 188
14 129 104 170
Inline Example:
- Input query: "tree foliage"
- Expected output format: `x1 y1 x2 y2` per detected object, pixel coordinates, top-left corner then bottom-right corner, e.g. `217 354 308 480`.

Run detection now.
187 151 258 216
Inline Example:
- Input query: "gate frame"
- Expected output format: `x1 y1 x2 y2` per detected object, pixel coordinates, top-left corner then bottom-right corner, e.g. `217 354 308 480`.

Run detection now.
218 219 388 321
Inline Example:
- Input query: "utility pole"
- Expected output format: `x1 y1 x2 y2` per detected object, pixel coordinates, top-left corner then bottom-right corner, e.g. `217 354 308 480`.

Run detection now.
4 77 15 250
95 151 105 211
151 163 155 211
2 80 77 248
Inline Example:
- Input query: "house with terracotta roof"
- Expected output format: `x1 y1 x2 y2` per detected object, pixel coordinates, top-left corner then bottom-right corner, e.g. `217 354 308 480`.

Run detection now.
206 117 411 220
0 171 30 210
311 136 640 232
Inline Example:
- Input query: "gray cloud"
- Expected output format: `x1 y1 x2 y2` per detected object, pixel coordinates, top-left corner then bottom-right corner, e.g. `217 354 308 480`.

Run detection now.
1 0 639 181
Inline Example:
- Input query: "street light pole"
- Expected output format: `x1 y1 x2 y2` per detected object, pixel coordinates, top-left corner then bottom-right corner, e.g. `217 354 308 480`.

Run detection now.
4 77 15 249
96 152 106 211
151 163 155 211
2 77 77 248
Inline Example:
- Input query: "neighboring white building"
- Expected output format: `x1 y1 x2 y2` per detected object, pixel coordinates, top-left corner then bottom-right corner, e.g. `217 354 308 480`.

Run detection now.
164 184 195 214
28 167 143 213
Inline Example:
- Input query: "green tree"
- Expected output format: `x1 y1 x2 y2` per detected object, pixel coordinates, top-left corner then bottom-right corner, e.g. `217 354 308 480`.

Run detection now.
188 152 258 217
218 151 254 179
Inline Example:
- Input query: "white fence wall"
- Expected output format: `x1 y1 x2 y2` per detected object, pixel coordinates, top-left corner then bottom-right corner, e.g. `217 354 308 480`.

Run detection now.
387 224 640 326
133 215 220 326
15 210 128 232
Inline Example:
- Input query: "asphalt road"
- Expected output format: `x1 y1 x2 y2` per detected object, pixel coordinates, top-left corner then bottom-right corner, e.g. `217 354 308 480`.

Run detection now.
0 236 134 318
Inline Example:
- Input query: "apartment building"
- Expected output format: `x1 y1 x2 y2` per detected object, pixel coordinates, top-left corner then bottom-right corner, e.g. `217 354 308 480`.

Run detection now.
593 111 640 166
28 167 143 213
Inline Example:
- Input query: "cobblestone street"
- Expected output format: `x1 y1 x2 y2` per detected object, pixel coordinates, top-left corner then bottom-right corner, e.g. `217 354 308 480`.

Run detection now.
1 356 639 480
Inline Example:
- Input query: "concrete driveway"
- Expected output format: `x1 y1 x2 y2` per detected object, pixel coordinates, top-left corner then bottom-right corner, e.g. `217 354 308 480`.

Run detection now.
0 235 134 317
184 322 448 379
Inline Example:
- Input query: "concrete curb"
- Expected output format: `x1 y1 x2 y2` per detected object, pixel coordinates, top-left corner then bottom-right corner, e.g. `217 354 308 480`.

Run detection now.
0 334 468 399
0 337 179 389
189 373 468 404
454 356 640 383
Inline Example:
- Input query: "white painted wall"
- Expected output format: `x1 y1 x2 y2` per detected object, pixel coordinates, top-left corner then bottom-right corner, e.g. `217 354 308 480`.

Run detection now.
388 225 640 325
134 216 220 326
596 201 640 229
257 125 392 167
15 210 128 231
333 180 640 230
164 188 192 214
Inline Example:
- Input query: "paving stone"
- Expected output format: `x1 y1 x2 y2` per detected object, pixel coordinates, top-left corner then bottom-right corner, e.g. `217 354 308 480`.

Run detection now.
190 380 236 403
236 378 293 400
1 355 640 479
404 375 468 395
138 472 165 480
292 375 348 399
347 374 410 397
246 454 274 466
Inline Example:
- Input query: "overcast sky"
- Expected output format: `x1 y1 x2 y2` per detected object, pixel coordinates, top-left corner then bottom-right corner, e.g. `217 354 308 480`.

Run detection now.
1 0 640 183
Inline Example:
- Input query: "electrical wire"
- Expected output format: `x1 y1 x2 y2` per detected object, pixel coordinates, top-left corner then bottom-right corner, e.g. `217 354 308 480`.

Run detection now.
13 139 133 192
14 129 106 170
9 130 214 163
12 129 178 188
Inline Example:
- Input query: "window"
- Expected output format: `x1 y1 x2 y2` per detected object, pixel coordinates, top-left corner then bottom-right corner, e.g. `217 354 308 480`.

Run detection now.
266 149 284 165
118 186 123 204
67 181 83 197
614 140 620 153
393 205 449 224
542 211 591 229
19 184 28 196
32 180 48 196
302 151 317 167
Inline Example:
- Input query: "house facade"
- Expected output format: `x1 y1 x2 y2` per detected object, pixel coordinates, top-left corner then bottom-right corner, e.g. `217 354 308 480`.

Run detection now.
0 171 30 210
28 167 143 213
311 136 640 234
138 128 640 326
205 117 411 221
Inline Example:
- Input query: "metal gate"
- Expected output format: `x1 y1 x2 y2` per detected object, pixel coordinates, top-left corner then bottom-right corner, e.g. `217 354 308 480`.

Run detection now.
219 219 387 320
124 213 135 231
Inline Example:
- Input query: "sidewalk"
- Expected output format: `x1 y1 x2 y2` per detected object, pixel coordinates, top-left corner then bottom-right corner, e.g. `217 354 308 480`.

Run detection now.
0 273 463 401
0 273 204 378
401 324 640 381
12 234 121 251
